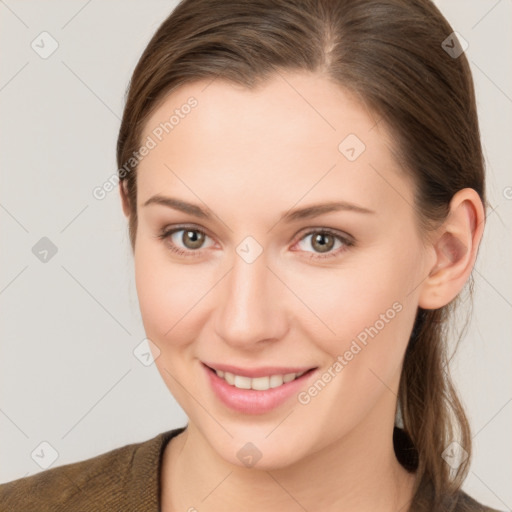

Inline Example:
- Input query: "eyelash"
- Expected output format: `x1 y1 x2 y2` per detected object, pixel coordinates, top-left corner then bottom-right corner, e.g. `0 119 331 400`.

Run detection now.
156 224 355 260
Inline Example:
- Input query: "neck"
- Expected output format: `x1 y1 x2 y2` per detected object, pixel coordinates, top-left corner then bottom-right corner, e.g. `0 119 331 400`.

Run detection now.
161 402 418 512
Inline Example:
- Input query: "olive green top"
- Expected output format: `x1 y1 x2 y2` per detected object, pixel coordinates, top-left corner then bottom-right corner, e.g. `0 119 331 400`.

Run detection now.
0 426 502 512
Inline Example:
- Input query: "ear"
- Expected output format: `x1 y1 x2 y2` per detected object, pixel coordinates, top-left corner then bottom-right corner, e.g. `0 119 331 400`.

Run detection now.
119 180 131 218
418 188 485 309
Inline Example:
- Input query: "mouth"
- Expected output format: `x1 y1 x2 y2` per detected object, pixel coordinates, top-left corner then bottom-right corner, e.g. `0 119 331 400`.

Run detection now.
202 362 319 414
203 363 317 391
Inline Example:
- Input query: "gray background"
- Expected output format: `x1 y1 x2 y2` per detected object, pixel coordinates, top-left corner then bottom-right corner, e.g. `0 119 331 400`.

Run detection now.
0 1 510 509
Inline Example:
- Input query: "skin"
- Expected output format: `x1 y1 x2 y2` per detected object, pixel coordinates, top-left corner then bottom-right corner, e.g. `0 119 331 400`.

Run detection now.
120 71 485 512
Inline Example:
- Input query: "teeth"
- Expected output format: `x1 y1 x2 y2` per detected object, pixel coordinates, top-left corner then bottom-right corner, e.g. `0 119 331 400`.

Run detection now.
215 369 307 390
234 375 252 389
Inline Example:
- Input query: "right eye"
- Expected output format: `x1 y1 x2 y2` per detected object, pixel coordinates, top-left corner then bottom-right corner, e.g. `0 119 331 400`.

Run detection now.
157 225 215 258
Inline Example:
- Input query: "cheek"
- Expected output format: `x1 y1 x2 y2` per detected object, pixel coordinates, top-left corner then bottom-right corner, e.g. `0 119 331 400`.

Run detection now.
283 263 416 434
133 241 206 345
282 237 421 376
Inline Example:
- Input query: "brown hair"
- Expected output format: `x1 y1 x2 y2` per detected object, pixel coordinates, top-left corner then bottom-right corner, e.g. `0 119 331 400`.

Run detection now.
117 0 486 505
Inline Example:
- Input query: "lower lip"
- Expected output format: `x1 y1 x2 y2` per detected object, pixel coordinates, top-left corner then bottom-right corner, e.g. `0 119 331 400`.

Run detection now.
202 363 318 415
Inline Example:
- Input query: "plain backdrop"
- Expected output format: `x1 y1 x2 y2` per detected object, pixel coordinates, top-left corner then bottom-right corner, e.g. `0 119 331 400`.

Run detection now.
1 1 511 509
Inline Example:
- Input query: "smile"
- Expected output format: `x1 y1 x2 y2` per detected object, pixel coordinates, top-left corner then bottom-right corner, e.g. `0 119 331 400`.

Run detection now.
214 368 308 391
202 362 319 414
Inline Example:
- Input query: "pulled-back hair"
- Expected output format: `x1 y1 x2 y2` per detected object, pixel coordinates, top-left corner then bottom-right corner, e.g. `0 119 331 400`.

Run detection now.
116 0 486 506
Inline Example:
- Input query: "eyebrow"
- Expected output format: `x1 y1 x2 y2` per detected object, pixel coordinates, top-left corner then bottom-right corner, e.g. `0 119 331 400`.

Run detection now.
142 195 375 222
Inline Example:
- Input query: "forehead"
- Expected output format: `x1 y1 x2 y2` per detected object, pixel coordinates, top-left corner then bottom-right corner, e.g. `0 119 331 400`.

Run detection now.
141 71 385 153
136 71 413 219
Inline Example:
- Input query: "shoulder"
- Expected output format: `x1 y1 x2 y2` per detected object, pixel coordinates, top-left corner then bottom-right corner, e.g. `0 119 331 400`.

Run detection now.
410 476 504 512
0 441 136 511
0 427 185 512
452 490 505 512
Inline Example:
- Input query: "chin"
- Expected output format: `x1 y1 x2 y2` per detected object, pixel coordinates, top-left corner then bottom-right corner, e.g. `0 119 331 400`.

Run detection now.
206 430 313 471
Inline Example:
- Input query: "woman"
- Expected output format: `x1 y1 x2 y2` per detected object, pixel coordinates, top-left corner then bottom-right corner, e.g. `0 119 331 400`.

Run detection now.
0 0 503 510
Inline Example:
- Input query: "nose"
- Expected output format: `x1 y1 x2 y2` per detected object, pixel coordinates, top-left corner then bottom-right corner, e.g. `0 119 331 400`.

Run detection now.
214 246 289 350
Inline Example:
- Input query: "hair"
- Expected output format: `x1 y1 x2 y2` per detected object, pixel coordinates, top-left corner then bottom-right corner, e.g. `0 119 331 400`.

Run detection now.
116 0 486 507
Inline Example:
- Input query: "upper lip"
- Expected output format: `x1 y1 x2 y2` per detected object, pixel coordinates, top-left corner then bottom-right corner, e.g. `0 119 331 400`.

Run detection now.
202 361 317 378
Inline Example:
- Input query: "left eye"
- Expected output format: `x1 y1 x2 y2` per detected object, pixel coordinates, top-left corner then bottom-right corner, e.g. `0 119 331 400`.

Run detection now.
292 229 353 259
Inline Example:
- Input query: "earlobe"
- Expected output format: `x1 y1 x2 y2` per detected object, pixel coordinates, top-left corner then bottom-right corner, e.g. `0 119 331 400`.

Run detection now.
418 188 485 310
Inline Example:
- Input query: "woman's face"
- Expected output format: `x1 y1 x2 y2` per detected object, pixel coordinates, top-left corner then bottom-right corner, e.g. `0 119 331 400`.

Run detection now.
130 71 435 468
